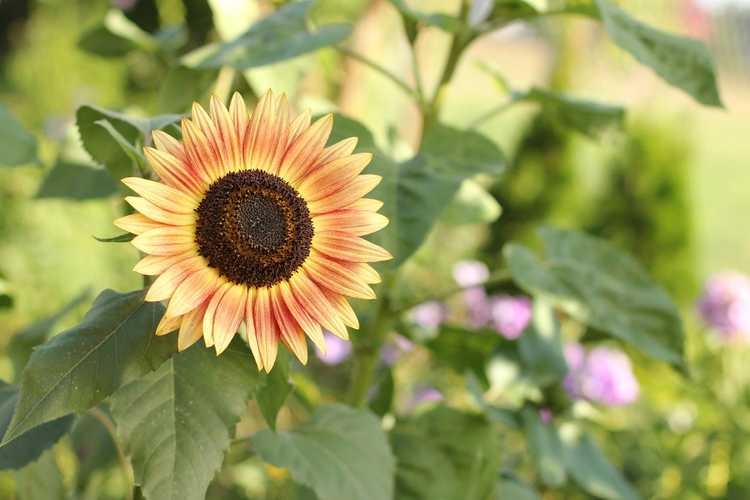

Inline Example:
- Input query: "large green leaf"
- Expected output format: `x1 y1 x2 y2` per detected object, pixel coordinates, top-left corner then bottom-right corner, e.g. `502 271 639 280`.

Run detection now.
76 105 181 180
182 0 352 70
255 350 292 430
504 227 685 368
594 0 722 107
560 424 639 500
391 406 500 500
329 116 505 266
522 408 566 487
7 288 91 381
2 289 175 444
111 340 260 500
0 104 37 167
525 87 625 138
14 449 66 500
440 180 502 226
0 382 73 470
495 479 540 500
518 300 567 386
251 404 395 500
35 160 119 200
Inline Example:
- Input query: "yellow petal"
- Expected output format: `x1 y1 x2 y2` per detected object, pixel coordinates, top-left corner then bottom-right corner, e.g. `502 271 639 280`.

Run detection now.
155 313 181 336
131 226 195 256
114 213 165 235
125 196 196 226
212 285 247 355
122 177 197 213
307 175 381 215
164 266 221 317
144 256 205 302
178 300 209 351
253 286 279 372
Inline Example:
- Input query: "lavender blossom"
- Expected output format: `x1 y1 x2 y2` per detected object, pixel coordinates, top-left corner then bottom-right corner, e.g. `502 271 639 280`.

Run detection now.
463 287 491 328
407 386 444 410
697 271 750 342
380 335 415 365
563 343 639 407
490 295 532 339
453 260 490 288
410 301 447 330
315 332 352 366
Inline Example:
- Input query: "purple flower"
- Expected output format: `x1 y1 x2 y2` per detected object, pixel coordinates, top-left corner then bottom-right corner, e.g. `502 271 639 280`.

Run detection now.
315 332 352 366
380 335 415 365
563 343 639 407
697 271 750 341
490 295 532 339
539 408 553 424
453 260 489 288
462 287 491 328
410 301 447 330
407 386 444 410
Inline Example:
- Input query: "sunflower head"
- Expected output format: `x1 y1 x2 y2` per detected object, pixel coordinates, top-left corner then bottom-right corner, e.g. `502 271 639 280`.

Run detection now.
115 90 391 371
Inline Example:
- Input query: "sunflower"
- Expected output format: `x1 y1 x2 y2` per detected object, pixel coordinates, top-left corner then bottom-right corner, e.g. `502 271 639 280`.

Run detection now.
114 90 390 372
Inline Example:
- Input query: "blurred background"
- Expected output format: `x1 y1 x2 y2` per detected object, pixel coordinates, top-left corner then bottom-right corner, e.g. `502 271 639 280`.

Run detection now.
0 0 749 498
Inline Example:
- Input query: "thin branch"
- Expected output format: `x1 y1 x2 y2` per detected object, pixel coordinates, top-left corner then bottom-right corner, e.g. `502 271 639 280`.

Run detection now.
89 407 134 500
335 46 422 105
467 93 528 129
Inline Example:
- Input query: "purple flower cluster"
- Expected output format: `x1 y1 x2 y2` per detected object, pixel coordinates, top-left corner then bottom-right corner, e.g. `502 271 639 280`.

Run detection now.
454 260 533 339
410 301 447 330
697 271 750 342
314 332 352 366
563 343 639 407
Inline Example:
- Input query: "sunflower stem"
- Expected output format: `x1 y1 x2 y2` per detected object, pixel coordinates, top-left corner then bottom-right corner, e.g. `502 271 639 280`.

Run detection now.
89 407 134 500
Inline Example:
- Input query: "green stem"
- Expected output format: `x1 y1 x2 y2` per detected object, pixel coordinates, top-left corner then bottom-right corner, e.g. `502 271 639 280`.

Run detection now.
336 46 422 106
467 92 528 129
393 269 513 314
89 407 134 500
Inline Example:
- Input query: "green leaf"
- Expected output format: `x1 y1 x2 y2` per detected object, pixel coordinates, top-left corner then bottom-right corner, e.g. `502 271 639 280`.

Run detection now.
182 1 352 70
560 424 639 500
594 0 722 107
525 87 625 138
7 288 91 381
14 449 66 500
369 368 394 417
159 66 219 113
420 123 506 177
441 179 502 225
76 105 181 180
0 273 12 310
428 325 511 385
309 0 370 25
0 382 73 470
2 289 176 444
0 104 37 167
391 406 500 500
93 233 135 243
389 0 465 33
518 300 567 386
522 408 566 487
70 410 118 488
251 404 395 500
78 10 157 58
504 227 685 369
111 340 260 500
35 160 119 200
495 479 540 500
255 350 292 430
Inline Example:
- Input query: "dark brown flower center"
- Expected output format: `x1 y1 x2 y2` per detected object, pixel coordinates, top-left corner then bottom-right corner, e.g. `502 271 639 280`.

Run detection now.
195 170 313 287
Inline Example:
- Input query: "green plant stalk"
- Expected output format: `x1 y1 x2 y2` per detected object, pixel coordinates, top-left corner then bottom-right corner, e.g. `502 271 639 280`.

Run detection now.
89 407 134 500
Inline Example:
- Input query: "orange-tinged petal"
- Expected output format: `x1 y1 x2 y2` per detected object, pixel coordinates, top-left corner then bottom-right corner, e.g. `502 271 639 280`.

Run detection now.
286 109 311 146
345 262 382 284
212 285 247 355
126 196 196 226
348 198 384 212
247 90 290 173
133 253 194 276
114 213 165 235
307 175 382 215
313 231 392 263
193 101 232 176
313 210 389 237
210 95 242 171
298 153 372 202
229 92 249 160
305 253 376 300
202 281 231 348
320 287 359 330
278 281 325 352
122 177 197 213
144 146 205 197
253 287 279 372
131 226 195 256
178 300 209 351
244 288 263 370
280 114 333 185
145 256 205 302
155 313 181 336
315 137 358 166
289 270 348 340
270 288 308 365
165 266 221 317
152 129 186 161
182 118 222 183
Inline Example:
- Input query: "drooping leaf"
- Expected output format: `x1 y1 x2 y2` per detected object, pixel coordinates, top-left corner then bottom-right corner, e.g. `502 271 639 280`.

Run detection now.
76 105 181 180
0 104 37 167
2 289 175 444
504 227 685 369
93 233 135 243
594 0 722 107
255 350 292 430
251 404 395 500
182 1 352 70
7 288 91 381
78 9 157 58
560 424 640 500
391 406 500 500
518 300 567 386
309 0 370 25
441 179 502 226
522 408 566 487
14 449 66 500
111 340 260 500
495 479 540 500
0 382 73 470
35 160 119 200
525 87 625 138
